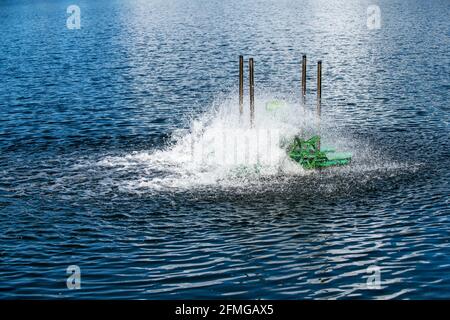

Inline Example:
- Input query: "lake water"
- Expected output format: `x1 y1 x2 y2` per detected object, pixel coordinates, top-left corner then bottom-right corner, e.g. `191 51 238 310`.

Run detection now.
0 0 449 299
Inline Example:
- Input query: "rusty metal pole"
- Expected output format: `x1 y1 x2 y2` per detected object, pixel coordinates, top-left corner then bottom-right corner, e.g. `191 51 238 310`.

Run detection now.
316 60 322 150
300 55 307 137
249 58 255 127
239 55 244 115
301 55 307 104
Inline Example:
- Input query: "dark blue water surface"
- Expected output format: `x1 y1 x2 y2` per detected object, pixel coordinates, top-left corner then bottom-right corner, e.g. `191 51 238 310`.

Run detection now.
0 0 449 299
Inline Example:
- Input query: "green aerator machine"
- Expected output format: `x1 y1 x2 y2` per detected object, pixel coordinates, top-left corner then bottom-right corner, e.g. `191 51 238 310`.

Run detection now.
241 55 352 170
265 100 352 170
288 135 352 169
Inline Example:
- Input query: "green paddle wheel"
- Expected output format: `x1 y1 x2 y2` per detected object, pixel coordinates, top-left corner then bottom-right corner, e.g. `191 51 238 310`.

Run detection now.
265 99 352 169
288 135 352 169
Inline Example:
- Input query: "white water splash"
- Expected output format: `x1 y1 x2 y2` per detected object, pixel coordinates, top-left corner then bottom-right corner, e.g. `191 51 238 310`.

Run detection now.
91 93 414 193
95 94 332 191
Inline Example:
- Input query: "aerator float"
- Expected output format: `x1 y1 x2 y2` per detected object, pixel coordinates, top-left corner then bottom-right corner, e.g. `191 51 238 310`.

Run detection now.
238 55 352 169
